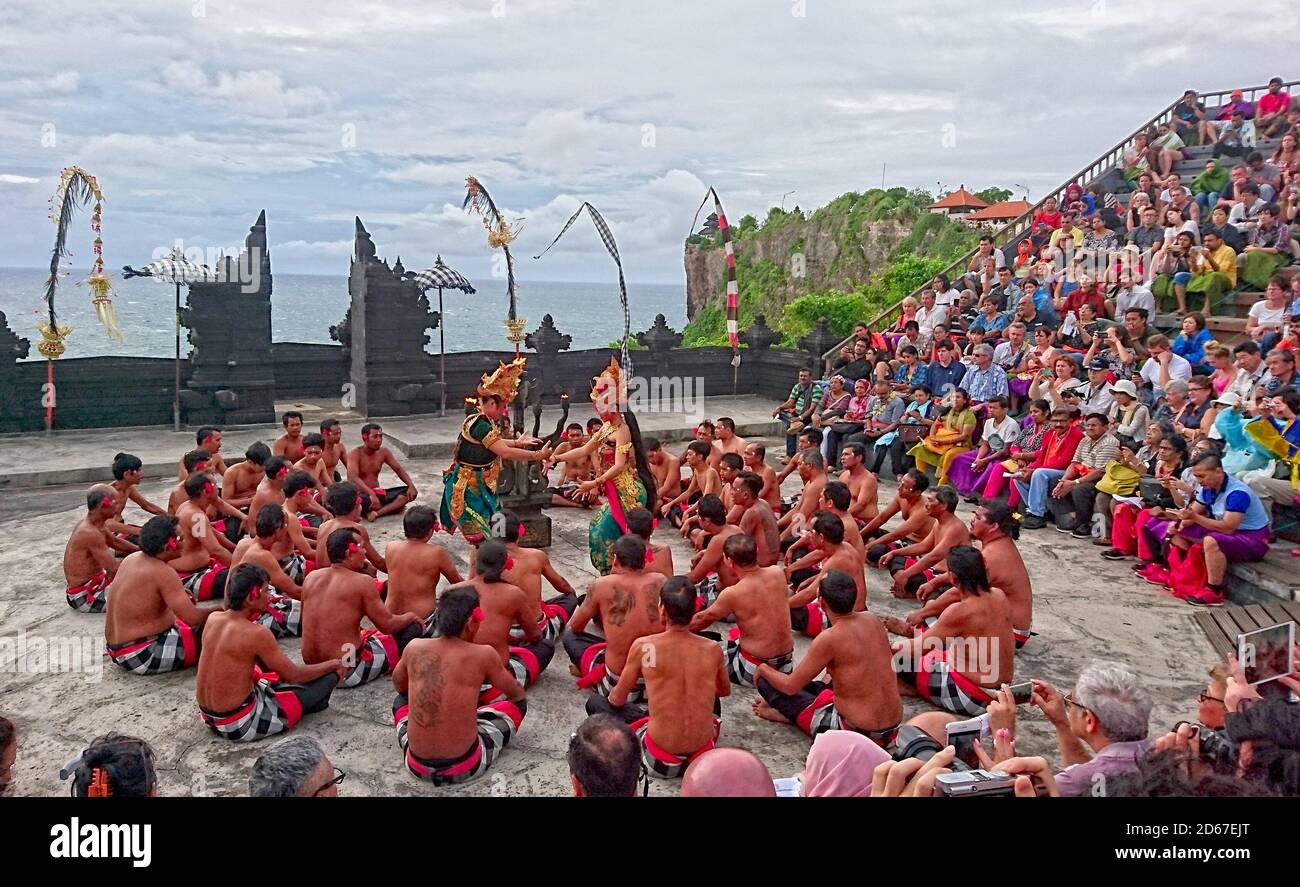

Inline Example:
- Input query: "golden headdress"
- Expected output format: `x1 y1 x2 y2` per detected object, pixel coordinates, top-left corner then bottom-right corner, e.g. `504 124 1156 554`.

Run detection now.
590 355 628 415
477 356 527 403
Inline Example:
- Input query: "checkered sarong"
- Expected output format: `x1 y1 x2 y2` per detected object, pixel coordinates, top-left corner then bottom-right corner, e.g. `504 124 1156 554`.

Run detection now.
899 648 995 717
200 679 301 742
395 694 526 786
569 634 646 703
279 553 308 585
340 629 399 688
66 570 111 613
178 560 227 602
790 599 831 638
508 593 578 644
724 632 794 686
106 618 199 675
255 595 302 639
794 687 899 747
631 715 720 780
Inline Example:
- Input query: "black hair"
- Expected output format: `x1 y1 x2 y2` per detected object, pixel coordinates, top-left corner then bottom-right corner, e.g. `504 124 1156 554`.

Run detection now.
908 469 930 493
812 510 844 544
282 411 304 427
697 494 727 526
436 586 480 637
586 418 603 432
264 455 291 482
361 422 382 438
818 569 857 615
686 440 711 461
326 527 359 564
660 576 697 626
498 510 524 543
139 515 178 556
626 507 655 541
282 470 315 498
70 734 156 798
1225 698 1300 796
722 532 757 567
244 442 272 466
717 417 736 432
841 442 866 462
948 545 990 595
1192 453 1223 472
226 563 269 610
184 471 213 499
183 448 211 473
476 539 508 582
255 504 286 538
111 452 142 480
613 534 647 570
403 505 438 539
719 452 744 472
821 480 851 511
325 481 359 516
798 426 823 446
196 426 221 447
735 471 763 499
980 500 1021 540
933 485 959 513
643 436 661 452
567 422 585 434
568 714 640 798
320 418 341 432
302 432 326 449
747 442 766 459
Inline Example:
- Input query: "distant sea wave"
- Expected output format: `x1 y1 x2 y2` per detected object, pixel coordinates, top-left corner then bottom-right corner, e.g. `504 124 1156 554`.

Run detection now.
0 268 686 360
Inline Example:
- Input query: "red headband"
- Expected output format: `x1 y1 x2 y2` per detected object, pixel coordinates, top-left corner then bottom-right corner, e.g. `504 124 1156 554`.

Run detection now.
165 537 178 551
101 495 113 507
347 543 361 554
504 556 515 572
472 607 485 622
203 481 215 495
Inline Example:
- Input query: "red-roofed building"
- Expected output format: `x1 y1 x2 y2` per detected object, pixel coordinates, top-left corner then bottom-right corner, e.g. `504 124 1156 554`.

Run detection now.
928 186 988 219
967 200 1033 225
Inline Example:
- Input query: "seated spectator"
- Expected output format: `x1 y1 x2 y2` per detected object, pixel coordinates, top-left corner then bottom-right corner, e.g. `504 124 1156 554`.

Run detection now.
1262 347 1298 396
1271 132 1300 188
1201 204 1245 253
680 748 775 798
1248 277 1291 352
964 399 1052 503
1041 412 1120 536
907 388 978 485
1228 183 1266 229
1123 130 1155 181
1032 195 1063 229
1171 89 1207 145
1014 292 1052 333
1136 454 1272 605
799 730 890 797
1172 375 1220 442
1191 158 1230 215
1109 379 1151 440
65 733 158 798
1151 230 1196 315
858 377 907 473
1147 122 1186 178
1121 308 1151 361
992 319 1029 369
1111 271 1156 319
831 336 880 383
1027 354 1081 413
810 375 852 433
1009 408 1084 527
925 341 966 401
946 395 1019 497
930 273 962 308
1245 151 1282 203
877 386 938 477
1244 386 1300 513
1206 347 1237 395
824 378 871 466
960 344 1009 413
886 296 921 353
1099 430 1189 559
1216 392 1271 476
1058 301 1103 354
568 714 641 797
1124 191 1152 233
249 736 342 797
1141 335 1194 398
985 265 1020 312
1060 271 1111 320
1208 109 1255 161
891 345 929 394
1151 378 1191 426
772 366 825 458
1048 212 1084 252
894 321 925 359
970 296 1011 337
1012 238 1037 278
1255 77 1293 137
1242 211 1294 292
1186 230 1238 315
1079 215 1119 273
1173 313 1214 371
1084 323 1139 382
1027 661 1153 797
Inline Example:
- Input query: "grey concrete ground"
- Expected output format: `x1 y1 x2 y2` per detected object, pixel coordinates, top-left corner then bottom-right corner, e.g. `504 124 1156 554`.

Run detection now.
0 422 1219 797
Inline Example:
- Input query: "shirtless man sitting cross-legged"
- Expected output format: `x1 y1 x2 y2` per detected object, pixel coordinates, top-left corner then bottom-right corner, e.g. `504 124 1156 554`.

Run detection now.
346 422 418 521
547 423 597 508
383 505 462 629
754 569 903 746
877 485 969 600
273 411 307 463
732 472 781 567
691 533 794 686
172 473 234 602
590 577 730 780
838 442 880 525
742 442 784 514
626 506 673 577
221 442 271 512
863 469 935 563
315 481 386 574
391 587 528 785
787 510 866 638
105 516 219 674
64 485 126 613
107 453 165 539
685 495 743 609
564 534 667 709
301 528 422 689
197 564 342 742
229 505 309 639
492 511 578 643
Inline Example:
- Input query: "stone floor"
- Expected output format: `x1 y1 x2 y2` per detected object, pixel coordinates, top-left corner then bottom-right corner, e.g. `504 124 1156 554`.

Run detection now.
0 427 1219 797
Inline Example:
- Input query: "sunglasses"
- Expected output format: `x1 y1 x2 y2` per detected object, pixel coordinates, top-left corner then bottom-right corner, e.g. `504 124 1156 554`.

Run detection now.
312 766 347 795
1198 692 1225 705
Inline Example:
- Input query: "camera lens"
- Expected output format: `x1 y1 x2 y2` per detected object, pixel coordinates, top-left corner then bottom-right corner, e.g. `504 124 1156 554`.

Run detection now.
893 725 970 772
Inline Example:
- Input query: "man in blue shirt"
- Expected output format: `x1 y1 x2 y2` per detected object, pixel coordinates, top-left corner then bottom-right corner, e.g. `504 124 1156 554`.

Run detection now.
962 345 1010 410
926 342 966 400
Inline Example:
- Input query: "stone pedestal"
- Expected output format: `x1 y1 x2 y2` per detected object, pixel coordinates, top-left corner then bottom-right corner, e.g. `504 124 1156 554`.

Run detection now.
179 210 276 426
345 219 442 416
496 375 555 547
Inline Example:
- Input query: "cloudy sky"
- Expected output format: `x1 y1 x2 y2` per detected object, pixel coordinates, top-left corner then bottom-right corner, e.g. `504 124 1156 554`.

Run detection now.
0 0 1295 284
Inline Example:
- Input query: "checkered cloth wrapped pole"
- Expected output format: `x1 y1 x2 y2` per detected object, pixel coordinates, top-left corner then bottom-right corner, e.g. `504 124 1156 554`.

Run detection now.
690 188 739 354
534 202 633 375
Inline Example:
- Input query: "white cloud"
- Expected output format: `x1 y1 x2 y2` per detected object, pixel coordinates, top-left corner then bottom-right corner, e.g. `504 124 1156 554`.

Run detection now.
827 94 956 115
159 61 333 117
0 174 40 184
0 70 79 96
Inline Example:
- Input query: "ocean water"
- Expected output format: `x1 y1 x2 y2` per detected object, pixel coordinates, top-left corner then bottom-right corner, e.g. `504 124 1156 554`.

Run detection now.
0 267 687 360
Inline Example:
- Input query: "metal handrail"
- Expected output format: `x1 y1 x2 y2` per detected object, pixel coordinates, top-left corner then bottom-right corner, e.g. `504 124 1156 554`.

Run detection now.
819 77 1300 368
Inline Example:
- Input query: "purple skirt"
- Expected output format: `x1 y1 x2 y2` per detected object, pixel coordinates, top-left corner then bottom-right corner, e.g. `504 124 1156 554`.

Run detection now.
1009 377 1032 400
945 451 982 496
1146 520 1271 563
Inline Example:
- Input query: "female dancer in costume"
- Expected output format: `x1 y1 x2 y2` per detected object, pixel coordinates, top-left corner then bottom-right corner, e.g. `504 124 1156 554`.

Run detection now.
548 357 656 573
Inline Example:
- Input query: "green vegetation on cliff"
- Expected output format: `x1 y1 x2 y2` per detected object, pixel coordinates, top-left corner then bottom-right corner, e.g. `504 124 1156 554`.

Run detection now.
683 186 993 347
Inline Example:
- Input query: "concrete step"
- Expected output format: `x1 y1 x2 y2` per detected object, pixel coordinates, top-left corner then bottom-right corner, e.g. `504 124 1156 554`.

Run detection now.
1228 545 1300 603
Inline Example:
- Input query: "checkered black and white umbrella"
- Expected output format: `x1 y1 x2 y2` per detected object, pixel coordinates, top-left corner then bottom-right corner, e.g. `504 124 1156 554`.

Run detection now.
124 248 220 284
413 255 476 294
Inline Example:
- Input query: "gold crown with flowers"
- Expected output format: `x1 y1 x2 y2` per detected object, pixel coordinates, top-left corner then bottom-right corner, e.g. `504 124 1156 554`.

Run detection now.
590 356 628 409
477 356 527 403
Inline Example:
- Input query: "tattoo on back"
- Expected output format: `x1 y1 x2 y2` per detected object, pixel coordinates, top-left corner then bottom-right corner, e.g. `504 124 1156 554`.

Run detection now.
411 655 446 728
609 587 633 627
